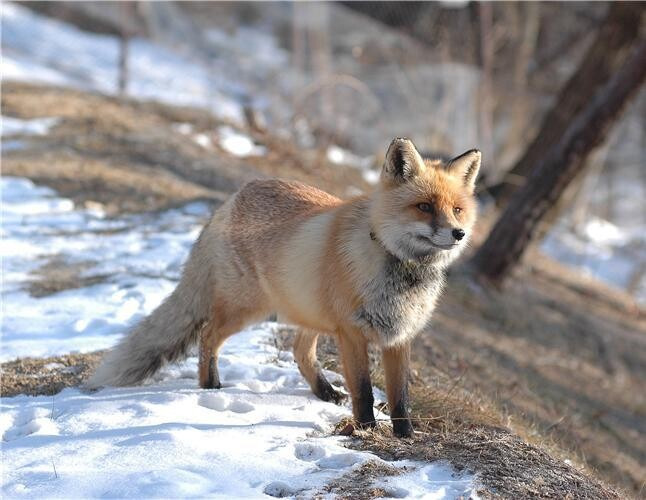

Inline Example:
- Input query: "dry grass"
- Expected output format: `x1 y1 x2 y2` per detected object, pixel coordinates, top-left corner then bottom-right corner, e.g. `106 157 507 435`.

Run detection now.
320 460 407 499
1 351 104 397
1 81 369 215
417 265 646 495
344 423 620 500
275 323 626 498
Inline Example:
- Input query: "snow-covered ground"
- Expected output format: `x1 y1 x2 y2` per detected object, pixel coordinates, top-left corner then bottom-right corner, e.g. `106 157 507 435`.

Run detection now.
1 116 60 137
1 177 209 361
1 177 479 498
543 217 645 303
1 325 476 499
1 3 248 124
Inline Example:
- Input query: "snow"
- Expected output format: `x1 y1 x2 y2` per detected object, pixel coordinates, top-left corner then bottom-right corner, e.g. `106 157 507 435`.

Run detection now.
1 177 210 361
582 217 629 247
542 216 645 303
217 125 267 157
326 145 379 185
1 116 60 136
326 145 373 170
1 324 478 499
1 3 245 124
1 177 480 498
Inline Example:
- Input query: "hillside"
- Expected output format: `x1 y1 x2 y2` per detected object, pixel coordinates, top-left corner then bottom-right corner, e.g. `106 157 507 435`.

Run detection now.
3 80 644 498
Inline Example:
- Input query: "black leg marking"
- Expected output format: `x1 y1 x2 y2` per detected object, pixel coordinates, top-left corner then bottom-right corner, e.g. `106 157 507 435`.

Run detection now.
204 356 221 389
314 372 346 405
391 383 413 438
355 378 376 428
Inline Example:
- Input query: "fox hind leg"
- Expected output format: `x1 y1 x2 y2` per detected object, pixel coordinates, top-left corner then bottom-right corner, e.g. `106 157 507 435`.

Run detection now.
199 311 252 389
293 330 345 404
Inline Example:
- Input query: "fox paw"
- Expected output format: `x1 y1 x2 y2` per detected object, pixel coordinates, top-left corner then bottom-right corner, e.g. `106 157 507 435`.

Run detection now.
314 374 347 405
392 419 414 438
319 386 347 405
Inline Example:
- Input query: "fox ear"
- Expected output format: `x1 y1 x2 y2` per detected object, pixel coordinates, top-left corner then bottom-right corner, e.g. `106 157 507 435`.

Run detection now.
382 138 425 184
447 149 481 191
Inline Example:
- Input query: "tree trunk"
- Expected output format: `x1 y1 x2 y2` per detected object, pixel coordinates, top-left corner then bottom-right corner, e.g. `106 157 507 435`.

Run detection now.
477 2 494 166
490 3 644 205
472 38 646 283
118 34 129 96
118 2 134 96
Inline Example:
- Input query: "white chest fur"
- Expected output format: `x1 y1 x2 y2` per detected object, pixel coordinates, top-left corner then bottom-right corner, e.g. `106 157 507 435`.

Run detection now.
353 255 445 346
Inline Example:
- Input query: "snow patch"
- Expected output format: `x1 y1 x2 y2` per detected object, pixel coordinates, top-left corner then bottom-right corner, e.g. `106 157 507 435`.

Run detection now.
326 145 373 170
542 216 645 303
582 217 629 247
1 177 210 361
378 461 479 499
217 125 267 157
192 132 212 149
327 144 379 184
1 116 60 136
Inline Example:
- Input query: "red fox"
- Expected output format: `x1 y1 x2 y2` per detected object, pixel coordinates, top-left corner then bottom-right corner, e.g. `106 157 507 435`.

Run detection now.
89 138 480 437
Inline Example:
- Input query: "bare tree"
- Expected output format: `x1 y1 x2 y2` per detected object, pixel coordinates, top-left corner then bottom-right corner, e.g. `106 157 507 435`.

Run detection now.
489 3 644 205
473 37 646 283
118 2 137 96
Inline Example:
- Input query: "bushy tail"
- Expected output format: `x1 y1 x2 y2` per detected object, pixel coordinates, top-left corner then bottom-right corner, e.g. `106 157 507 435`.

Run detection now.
87 237 213 388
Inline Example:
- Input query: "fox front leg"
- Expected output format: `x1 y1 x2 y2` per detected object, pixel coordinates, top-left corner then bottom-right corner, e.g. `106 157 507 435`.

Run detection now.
337 332 376 428
382 343 414 437
293 330 346 404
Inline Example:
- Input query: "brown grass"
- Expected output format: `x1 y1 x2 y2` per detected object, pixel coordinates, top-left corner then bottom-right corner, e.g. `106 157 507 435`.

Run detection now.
321 460 407 499
1 81 369 215
1 351 104 397
416 264 646 495
274 323 626 498
344 423 620 500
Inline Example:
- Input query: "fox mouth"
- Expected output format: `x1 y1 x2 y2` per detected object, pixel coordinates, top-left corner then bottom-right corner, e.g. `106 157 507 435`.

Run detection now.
415 235 459 250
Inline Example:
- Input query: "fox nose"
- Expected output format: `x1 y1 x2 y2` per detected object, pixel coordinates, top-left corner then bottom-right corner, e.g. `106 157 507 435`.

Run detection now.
452 229 466 241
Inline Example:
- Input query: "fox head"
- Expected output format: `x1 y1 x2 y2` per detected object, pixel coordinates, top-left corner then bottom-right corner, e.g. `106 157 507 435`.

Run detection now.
370 138 481 265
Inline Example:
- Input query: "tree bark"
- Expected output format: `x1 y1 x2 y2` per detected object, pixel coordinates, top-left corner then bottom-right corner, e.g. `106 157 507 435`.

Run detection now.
472 38 646 283
490 3 644 205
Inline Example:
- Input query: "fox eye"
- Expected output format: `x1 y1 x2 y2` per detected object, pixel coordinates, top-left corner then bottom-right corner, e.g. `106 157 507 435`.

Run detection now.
417 203 433 213
453 207 463 215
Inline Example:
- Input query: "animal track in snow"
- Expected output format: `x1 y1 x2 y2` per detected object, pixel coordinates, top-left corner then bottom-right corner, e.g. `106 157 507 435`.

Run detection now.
263 480 299 498
294 442 326 461
227 399 255 413
197 393 254 413
2 408 58 441
317 452 364 469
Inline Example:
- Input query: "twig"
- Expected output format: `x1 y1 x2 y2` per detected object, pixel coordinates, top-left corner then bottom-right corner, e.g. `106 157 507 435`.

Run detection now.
544 415 566 433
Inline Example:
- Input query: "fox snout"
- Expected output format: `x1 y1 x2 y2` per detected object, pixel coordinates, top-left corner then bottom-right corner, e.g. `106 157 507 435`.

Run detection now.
426 226 467 249
452 228 465 241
